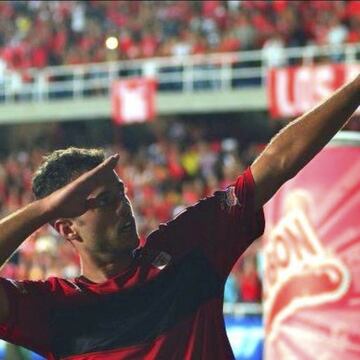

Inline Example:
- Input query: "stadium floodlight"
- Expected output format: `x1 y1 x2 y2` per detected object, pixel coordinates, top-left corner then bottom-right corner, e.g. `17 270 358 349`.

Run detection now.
105 36 119 50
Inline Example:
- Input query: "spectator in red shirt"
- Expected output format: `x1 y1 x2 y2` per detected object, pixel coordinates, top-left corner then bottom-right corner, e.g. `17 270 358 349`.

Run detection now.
238 257 262 302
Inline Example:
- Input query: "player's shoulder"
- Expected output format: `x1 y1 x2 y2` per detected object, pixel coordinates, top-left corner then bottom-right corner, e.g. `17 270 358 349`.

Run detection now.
0 277 53 298
2 276 81 296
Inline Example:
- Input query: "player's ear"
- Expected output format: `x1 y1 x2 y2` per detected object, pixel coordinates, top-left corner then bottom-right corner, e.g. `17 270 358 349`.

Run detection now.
54 219 81 242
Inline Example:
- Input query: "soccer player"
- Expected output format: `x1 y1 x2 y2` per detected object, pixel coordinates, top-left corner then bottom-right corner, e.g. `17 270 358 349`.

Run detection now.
0 75 358 359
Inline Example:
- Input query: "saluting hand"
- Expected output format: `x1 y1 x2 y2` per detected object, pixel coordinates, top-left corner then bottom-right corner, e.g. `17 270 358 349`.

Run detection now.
42 154 120 220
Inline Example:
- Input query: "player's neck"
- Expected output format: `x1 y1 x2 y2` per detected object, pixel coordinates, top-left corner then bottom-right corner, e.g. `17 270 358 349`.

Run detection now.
79 249 135 284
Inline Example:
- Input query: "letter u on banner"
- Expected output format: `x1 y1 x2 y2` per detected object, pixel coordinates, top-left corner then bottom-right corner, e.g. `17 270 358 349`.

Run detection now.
111 78 157 125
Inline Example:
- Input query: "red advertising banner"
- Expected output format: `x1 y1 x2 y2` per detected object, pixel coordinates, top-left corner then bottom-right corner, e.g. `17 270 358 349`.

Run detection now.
111 78 156 125
263 135 360 359
268 64 360 118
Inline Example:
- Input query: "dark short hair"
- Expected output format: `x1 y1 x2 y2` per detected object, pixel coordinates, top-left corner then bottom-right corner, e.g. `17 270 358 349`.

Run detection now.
32 147 105 199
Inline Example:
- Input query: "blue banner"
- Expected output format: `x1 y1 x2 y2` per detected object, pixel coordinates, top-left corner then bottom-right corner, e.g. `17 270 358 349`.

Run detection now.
225 315 264 360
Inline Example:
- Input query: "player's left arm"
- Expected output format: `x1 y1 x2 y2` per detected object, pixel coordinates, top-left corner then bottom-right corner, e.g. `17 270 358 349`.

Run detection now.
251 74 360 210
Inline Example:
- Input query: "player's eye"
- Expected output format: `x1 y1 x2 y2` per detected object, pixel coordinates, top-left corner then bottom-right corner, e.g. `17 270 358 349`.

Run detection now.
98 194 111 206
98 191 126 207
96 184 127 207
97 192 115 206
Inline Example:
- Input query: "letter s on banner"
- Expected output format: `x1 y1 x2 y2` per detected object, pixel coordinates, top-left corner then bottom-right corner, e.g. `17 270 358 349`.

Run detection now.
111 78 157 125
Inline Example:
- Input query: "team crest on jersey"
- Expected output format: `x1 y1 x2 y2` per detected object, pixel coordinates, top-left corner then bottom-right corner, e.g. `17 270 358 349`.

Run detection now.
152 251 172 270
221 186 239 211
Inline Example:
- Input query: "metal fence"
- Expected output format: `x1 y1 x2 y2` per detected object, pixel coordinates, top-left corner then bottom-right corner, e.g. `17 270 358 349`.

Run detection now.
0 43 359 103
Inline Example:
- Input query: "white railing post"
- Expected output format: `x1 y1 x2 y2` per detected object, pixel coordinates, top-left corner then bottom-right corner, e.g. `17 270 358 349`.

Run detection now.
302 45 315 66
108 63 118 84
35 72 49 102
73 67 84 99
183 61 193 92
220 57 232 90
344 44 356 64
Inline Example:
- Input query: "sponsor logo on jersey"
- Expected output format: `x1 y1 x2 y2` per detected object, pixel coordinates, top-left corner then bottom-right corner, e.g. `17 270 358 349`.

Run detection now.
152 251 172 270
220 186 239 212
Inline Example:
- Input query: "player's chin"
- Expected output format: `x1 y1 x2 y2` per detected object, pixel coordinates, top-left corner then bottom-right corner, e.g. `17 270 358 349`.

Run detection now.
128 230 140 247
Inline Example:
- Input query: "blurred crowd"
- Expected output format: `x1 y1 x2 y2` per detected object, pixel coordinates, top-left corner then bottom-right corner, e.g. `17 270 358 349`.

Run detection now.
0 0 359 71
0 121 263 303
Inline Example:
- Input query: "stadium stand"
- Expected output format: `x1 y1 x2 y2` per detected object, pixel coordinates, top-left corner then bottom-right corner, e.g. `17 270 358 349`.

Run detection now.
0 0 359 70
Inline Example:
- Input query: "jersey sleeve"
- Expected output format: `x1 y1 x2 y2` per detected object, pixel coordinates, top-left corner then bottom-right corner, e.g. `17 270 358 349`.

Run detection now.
0 277 53 356
147 168 265 278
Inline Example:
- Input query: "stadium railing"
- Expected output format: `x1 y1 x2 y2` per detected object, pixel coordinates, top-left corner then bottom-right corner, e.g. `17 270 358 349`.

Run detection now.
0 43 359 104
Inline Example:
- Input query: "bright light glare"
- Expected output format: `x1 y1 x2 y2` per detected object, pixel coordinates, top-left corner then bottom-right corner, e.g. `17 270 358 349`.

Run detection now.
105 36 119 50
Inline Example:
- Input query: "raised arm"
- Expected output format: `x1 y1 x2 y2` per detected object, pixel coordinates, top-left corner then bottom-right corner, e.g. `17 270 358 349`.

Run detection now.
0 154 119 323
0 199 53 322
251 74 359 210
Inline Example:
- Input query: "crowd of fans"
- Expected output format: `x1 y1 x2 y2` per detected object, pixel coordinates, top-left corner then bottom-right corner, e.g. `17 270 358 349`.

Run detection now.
0 0 359 71
0 121 263 304
0 0 359 305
